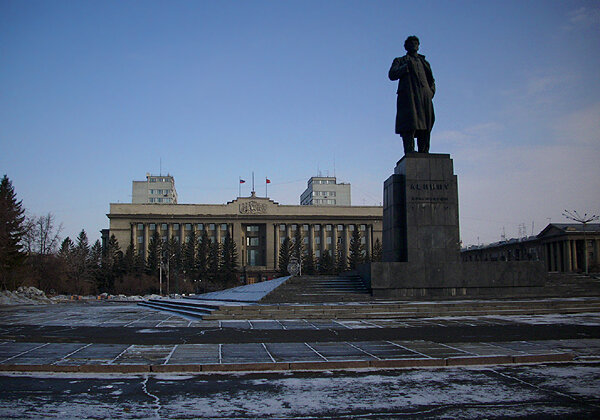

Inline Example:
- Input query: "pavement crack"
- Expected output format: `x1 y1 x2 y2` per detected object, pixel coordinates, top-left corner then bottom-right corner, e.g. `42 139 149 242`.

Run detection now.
141 375 161 418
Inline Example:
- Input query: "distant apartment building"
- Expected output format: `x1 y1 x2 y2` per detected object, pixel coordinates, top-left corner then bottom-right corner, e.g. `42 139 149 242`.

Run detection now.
132 173 178 204
300 176 351 206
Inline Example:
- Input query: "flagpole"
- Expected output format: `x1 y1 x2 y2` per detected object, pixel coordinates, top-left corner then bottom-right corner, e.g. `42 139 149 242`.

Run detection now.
265 177 268 197
239 177 241 197
252 172 255 194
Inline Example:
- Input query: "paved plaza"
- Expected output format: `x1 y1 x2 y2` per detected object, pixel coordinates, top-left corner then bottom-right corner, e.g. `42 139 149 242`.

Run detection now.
1 301 599 371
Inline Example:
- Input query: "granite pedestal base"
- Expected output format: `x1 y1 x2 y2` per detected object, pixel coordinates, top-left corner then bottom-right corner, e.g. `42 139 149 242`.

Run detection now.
360 153 547 299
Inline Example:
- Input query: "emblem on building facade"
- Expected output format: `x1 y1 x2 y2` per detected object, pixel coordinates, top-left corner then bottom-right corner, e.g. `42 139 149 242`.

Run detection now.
239 201 267 214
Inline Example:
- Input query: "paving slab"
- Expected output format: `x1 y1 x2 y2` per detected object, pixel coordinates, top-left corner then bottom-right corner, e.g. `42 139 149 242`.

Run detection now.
265 342 324 362
112 344 174 365
220 343 272 364
55 343 130 365
167 344 220 364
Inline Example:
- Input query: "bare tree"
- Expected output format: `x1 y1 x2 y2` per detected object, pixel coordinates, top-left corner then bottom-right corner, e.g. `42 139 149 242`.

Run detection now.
23 213 63 256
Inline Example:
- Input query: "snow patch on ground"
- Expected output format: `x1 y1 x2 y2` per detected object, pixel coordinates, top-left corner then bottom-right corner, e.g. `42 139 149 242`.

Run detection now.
0 287 53 306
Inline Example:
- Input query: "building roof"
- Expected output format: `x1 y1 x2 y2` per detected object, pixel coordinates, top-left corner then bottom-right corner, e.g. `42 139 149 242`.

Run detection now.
537 223 600 238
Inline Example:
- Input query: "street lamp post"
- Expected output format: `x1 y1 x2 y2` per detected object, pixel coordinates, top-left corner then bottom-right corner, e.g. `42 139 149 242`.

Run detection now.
562 210 599 275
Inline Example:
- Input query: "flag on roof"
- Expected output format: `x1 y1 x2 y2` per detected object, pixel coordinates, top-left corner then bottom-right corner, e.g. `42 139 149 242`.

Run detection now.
239 179 246 184
266 178 271 184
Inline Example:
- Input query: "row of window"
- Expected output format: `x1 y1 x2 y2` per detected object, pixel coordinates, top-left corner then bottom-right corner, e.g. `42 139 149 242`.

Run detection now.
137 223 368 232
311 179 336 185
279 236 366 246
139 223 229 231
149 198 173 203
313 199 336 205
137 235 222 244
149 189 172 195
149 177 172 183
279 224 366 232
312 191 336 197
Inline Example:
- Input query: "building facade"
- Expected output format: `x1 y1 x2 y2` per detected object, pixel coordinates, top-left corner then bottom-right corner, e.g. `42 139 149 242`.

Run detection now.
461 223 600 273
107 192 382 281
132 174 178 204
300 177 351 206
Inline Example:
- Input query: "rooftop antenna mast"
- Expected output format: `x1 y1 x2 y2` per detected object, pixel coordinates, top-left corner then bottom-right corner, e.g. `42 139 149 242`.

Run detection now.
159 158 162 176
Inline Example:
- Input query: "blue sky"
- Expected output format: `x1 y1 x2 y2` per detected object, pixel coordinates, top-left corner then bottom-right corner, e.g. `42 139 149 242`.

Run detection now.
1 0 599 246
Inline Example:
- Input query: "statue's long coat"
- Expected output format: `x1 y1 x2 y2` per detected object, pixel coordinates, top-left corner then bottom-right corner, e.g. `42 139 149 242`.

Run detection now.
389 54 435 134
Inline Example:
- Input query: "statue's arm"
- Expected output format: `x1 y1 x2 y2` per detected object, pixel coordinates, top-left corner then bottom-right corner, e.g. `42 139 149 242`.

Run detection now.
424 59 436 97
388 58 408 81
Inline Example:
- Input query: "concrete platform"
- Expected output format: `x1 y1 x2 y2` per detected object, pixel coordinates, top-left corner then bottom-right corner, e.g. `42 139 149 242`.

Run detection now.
1 301 599 373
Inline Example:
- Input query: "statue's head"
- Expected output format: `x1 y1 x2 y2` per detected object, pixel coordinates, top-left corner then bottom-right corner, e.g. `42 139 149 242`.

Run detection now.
404 36 420 53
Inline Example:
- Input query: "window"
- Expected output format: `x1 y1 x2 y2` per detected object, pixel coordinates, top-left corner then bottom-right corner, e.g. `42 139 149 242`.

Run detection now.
209 224 215 230
303 237 309 244
137 224 144 230
303 224 309 231
315 250 321 258
280 237 286 244
173 224 179 230
326 224 332 231
246 225 259 232
279 224 286 231
185 236 190 243
291 224 297 231
137 236 143 243
248 237 259 246
210 236 216 243
361 237 366 244
221 224 227 230
314 225 320 231
161 223 168 230
349 225 355 231
360 224 366 231
185 224 192 231
162 236 167 243
337 224 343 231
248 249 258 266
197 223 204 230
150 224 156 230
326 237 332 245
149 198 154 203
315 237 321 245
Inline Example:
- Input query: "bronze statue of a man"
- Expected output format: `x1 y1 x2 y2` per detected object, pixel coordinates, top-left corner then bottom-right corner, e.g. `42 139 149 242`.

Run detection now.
389 36 436 154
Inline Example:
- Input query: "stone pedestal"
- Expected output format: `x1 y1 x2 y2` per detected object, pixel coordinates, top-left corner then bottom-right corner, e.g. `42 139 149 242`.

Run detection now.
383 153 459 263
358 152 547 300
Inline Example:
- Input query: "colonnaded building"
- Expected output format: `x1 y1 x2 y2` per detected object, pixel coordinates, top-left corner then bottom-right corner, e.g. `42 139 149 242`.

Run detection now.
105 175 383 282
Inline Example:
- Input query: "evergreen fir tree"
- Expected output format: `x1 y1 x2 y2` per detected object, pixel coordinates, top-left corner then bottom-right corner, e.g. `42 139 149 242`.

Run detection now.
182 230 197 279
73 230 91 294
302 251 316 275
292 227 303 260
318 250 334 274
347 227 364 269
335 246 346 273
220 232 238 283
0 175 27 289
146 230 161 275
207 239 220 281
195 230 209 281
371 238 383 262
278 237 292 276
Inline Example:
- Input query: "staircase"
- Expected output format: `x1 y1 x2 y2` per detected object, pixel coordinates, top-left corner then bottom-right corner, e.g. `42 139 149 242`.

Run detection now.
138 299 221 318
202 297 600 320
260 275 372 303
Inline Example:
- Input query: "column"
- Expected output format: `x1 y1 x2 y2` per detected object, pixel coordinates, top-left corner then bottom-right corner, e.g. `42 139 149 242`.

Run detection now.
131 224 136 252
366 224 372 260
343 224 350 265
216 223 222 245
266 222 274 269
333 224 338 259
548 242 555 271
143 224 149 259
274 224 280 270
565 240 572 272
309 224 315 257
572 240 578 271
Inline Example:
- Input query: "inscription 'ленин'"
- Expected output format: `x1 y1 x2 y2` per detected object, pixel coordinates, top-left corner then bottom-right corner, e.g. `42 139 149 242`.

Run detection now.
409 183 449 191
